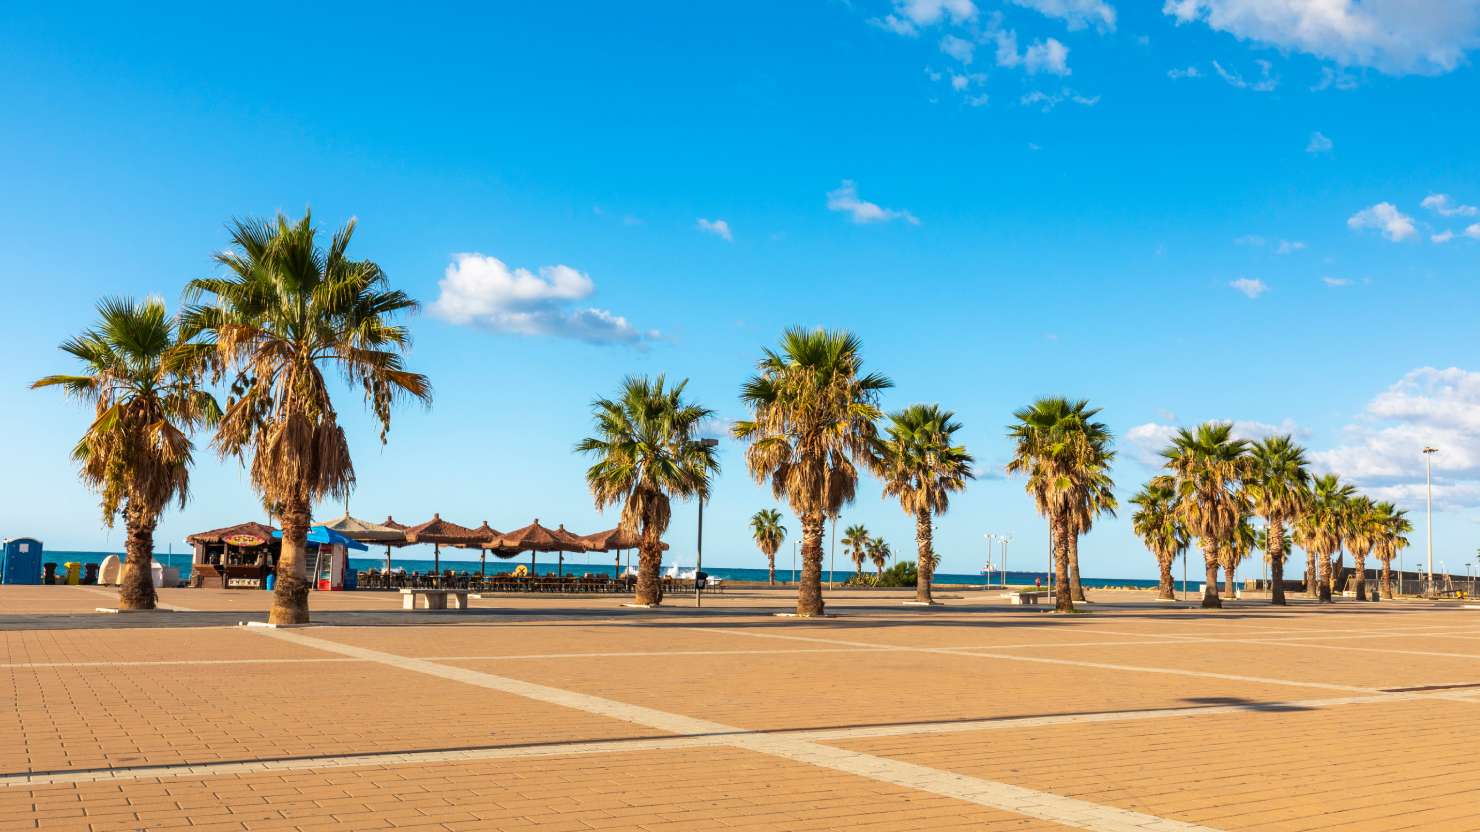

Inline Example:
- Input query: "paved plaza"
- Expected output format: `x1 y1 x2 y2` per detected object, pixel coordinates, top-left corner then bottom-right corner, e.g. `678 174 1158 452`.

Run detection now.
4 586 1480 831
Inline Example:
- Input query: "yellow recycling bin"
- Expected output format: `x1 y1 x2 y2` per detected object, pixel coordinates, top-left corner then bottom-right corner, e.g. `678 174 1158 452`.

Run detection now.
62 562 81 585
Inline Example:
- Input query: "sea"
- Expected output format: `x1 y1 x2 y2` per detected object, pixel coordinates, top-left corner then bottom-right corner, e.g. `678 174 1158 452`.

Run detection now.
39 550 1183 590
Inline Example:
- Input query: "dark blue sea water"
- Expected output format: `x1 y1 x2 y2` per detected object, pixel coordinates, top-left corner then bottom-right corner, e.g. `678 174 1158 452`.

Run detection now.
40 550 1177 589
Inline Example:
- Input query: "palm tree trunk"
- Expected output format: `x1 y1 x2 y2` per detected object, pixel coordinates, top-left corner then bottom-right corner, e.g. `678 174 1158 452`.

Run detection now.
1269 517 1286 605
1381 557 1393 599
1306 550 1318 598
634 525 663 606
1331 550 1344 594
1317 549 1333 603
1067 534 1086 602
1052 515 1074 613
1156 552 1175 601
796 512 826 616
767 552 776 586
915 509 934 604
118 502 158 610
1201 541 1221 609
1352 551 1367 601
269 496 312 625
1223 560 1236 597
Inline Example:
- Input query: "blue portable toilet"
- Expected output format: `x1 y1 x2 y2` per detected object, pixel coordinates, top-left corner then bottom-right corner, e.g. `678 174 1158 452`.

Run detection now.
2 538 44 585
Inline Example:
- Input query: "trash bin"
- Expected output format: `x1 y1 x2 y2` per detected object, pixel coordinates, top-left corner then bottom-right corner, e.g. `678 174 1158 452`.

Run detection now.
83 563 99 585
43 563 57 584
62 562 81 585
265 572 276 591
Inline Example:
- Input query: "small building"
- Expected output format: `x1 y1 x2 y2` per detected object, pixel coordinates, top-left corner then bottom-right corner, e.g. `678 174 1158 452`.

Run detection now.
186 522 280 589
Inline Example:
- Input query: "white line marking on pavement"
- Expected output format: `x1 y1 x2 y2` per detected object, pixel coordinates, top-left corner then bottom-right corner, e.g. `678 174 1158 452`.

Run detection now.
71 585 198 612
246 628 1224 832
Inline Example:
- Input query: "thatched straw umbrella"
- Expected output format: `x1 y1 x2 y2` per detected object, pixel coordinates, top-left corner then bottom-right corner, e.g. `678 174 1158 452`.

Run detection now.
580 527 668 576
497 519 586 577
449 521 509 578
403 514 484 585
323 514 406 572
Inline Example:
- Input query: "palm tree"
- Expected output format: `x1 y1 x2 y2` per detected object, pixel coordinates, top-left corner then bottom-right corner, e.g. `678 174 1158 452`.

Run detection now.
1373 502 1412 599
1131 476 1185 601
1162 422 1249 609
1244 436 1310 605
1006 397 1111 613
578 375 720 606
175 212 431 624
1065 460 1116 602
750 509 788 585
33 297 218 610
842 523 871 579
867 536 892 577
874 404 975 604
1294 473 1357 604
733 327 891 616
1344 495 1380 601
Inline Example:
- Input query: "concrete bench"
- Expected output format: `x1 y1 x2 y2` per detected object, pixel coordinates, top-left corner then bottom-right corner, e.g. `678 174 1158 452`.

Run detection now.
1002 591 1048 605
401 588 471 610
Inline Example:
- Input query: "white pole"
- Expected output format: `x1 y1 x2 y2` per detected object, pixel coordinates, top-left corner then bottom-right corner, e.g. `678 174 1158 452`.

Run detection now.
1002 538 1010 589
1425 447 1438 592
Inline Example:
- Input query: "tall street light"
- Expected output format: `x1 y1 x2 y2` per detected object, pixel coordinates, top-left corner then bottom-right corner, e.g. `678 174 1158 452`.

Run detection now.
1000 534 1012 589
983 533 997 587
1424 446 1438 593
695 438 720 607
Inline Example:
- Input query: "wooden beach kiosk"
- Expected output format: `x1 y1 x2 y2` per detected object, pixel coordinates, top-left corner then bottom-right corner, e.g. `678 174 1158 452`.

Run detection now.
186 522 279 589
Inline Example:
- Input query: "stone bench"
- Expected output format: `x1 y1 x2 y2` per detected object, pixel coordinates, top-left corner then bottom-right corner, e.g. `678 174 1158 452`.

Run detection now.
401 588 471 610
1002 591 1049 605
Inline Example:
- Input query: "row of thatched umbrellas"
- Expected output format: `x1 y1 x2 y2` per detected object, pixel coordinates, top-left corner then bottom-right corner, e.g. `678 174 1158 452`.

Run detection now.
322 513 665 580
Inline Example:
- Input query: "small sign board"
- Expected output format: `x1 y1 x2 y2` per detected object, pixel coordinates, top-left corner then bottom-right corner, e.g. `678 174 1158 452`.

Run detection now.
223 534 266 547
227 577 262 588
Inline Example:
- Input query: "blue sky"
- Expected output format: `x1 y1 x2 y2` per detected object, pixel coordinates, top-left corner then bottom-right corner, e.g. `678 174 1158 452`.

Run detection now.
4 1 1480 580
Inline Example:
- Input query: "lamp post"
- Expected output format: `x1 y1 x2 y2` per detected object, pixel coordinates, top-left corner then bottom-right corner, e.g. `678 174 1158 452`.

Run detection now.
983 533 997 587
1000 534 1012 589
1424 446 1438 595
695 438 719 607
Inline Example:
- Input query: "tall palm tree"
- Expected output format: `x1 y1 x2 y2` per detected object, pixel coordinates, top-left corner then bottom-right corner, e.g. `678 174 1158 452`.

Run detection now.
842 523 871 579
1294 473 1357 604
1344 495 1380 601
874 404 975 604
1244 436 1310 605
868 536 892 577
1162 422 1250 609
733 327 891 616
750 509 788 585
175 212 431 624
1006 397 1111 613
578 375 719 606
1065 461 1116 602
1131 476 1185 601
33 297 218 610
1372 502 1412 599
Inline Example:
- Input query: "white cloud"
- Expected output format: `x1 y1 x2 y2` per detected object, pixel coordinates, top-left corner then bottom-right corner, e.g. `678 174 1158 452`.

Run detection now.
1213 58 1278 91
696 218 733 242
1162 0 1480 76
872 0 979 35
1168 65 1202 78
1009 0 1117 31
939 34 975 63
1306 131 1334 154
1312 66 1359 91
1347 202 1417 241
1322 276 1351 286
995 31 1021 67
1468 223 1480 239
429 253 655 346
1233 234 1265 247
1229 277 1268 298
1432 230 1456 244
1019 88 1099 110
1422 193 1479 218
1313 367 1480 509
1025 38 1072 75
1276 240 1306 254
1126 418 1308 466
826 180 920 225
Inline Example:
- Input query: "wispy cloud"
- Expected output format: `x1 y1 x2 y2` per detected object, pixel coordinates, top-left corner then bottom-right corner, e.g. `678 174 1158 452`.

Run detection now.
1322 276 1352 287
430 253 657 346
1230 277 1268 299
826 180 920 225
1348 202 1417 241
869 0 978 36
1422 193 1479 218
1275 240 1306 254
1212 59 1278 91
1025 38 1072 75
1167 65 1201 79
1306 131 1334 154
696 218 733 242
1009 0 1116 32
